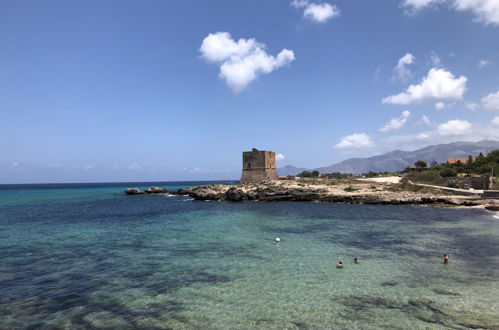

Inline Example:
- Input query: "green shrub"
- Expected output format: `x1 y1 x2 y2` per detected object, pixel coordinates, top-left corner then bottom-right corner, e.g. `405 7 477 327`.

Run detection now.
403 170 446 185
439 167 458 177
344 186 358 192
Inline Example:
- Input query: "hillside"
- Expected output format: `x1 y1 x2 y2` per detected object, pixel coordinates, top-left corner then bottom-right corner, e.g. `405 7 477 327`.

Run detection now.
278 140 499 175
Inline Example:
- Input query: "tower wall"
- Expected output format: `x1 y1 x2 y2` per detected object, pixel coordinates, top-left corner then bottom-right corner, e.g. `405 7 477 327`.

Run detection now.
240 149 277 183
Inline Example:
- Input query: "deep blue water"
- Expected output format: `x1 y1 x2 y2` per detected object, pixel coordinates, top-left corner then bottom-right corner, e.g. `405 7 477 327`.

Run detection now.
1 182 499 329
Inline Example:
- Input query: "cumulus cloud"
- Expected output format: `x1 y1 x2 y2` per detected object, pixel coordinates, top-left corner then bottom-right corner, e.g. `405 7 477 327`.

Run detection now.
291 1 340 23
200 32 295 92
382 68 467 105
334 133 374 149
437 119 472 135
479 59 491 68
402 0 499 25
392 53 415 83
435 102 446 110
276 153 286 161
379 110 411 132
466 102 479 111
435 102 455 110
482 91 499 110
453 0 499 25
492 117 499 125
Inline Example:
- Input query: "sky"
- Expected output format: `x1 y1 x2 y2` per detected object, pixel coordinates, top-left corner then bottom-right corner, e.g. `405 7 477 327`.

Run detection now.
1 0 499 183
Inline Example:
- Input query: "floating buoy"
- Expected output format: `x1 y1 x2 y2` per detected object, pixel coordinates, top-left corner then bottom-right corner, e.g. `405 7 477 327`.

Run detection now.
275 237 281 242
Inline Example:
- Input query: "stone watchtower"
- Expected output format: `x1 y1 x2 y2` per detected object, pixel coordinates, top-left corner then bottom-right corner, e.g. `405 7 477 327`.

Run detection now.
240 148 278 183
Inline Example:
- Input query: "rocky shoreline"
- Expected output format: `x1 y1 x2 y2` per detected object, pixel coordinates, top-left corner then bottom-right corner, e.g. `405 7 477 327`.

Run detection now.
125 180 499 209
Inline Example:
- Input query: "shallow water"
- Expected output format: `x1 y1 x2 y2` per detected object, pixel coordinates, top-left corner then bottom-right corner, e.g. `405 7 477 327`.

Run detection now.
1 182 499 329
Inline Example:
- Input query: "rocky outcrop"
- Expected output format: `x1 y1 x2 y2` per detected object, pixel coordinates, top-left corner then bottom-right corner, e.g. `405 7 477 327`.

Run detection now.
125 181 499 208
173 184 489 206
124 187 174 195
177 185 230 200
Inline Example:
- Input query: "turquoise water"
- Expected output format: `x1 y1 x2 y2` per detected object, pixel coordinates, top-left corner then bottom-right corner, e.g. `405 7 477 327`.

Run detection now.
1 182 499 329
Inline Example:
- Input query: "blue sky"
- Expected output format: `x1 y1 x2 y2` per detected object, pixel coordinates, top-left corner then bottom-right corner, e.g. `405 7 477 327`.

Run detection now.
1 0 499 183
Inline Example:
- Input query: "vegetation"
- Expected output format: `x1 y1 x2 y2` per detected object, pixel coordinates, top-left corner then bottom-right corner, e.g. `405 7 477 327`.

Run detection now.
344 186 358 192
439 167 458 177
298 170 320 178
320 172 355 179
414 160 428 168
402 170 446 185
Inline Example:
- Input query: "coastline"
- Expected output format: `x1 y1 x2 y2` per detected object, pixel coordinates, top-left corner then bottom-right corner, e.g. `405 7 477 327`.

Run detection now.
125 179 499 209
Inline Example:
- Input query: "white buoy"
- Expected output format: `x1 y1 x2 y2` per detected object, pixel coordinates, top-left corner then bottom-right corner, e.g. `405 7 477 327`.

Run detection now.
275 237 281 242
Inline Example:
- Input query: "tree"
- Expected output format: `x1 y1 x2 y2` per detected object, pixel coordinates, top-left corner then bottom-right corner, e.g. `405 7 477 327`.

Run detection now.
439 167 457 177
414 160 428 168
298 170 320 178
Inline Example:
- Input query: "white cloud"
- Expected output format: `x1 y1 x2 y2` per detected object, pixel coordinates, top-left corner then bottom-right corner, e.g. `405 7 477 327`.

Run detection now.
479 59 491 68
481 91 499 110
434 102 455 110
200 32 295 92
421 115 432 125
417 132 431 140
453 0 499 25
291 0 309 7
393 53 415 83
492 116 499 125
304 3 340 22
11 162 20 168
402 0 444 12
466 102 479 111
84 165 96 170
382 68 467 105
379 110 411 132
402 0 499 25
292 1 340 23
276 153 286 161
437 119 472 135
435 102 446 110
334 133 374 149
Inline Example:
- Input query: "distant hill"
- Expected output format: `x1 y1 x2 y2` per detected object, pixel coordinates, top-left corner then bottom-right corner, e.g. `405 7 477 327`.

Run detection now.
277 165 310 176
278 140 499 175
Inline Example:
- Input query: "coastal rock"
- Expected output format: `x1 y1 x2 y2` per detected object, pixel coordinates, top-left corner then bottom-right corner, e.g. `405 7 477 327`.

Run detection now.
144 187 173 194
179 184 230 201
125 179 497 209
124 187 173 195
125 188 142 195
226 187 246 202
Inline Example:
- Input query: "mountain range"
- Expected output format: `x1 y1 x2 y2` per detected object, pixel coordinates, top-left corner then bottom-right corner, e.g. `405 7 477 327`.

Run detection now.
277 140 499 176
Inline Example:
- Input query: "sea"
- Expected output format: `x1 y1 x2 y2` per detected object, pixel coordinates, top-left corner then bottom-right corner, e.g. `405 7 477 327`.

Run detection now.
1 181 499 329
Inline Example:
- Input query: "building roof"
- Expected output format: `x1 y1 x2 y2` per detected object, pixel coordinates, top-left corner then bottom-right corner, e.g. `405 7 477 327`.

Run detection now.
447 157 476 164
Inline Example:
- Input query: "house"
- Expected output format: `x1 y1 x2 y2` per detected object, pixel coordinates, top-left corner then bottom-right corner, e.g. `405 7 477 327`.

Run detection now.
447 157 476 164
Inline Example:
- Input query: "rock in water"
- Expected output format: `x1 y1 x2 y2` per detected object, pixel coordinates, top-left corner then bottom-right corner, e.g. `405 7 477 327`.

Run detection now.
275 237 281 242
125 188 142 195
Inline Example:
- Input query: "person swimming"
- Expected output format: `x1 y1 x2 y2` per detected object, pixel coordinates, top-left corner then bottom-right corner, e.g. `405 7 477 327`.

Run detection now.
443 254 449 264
353 256 360 264
336 261 343 268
